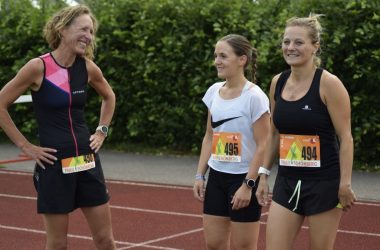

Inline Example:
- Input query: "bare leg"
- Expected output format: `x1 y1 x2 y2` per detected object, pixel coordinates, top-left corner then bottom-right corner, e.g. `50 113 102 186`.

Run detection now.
203 214 231 250
43 214 69 250
81 202 116 250
231 221 260 250
308 207 342 250
266 201 304 250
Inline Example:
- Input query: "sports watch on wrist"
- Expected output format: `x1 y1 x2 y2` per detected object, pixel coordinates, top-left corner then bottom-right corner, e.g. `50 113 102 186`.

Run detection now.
96 125 109 137
243 178 256 188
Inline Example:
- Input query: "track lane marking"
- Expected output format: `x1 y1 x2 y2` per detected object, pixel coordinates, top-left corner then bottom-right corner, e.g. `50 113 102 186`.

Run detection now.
0 224 182 250
1 170 380 206
0 193 201 218
116 228 203 250
1 192 379 238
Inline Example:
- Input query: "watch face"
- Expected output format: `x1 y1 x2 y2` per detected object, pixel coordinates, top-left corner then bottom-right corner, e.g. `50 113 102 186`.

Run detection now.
97 125 108 135
245 179 255 188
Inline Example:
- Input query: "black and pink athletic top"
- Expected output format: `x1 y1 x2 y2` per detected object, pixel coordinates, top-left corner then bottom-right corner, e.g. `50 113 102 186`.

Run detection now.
32 53 93 159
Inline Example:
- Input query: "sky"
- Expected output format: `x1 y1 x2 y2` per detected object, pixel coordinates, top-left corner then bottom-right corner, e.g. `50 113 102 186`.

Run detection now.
31 0 78 8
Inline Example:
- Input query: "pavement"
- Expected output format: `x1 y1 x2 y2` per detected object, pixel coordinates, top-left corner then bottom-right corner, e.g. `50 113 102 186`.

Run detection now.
0 143 379 201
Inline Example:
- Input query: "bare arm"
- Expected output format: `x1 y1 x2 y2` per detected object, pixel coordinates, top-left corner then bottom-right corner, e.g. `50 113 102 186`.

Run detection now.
86 59 116 152
321 71 356 211
256 75 281 206
0 59 57 167
232 111 270 210
193 111 213 202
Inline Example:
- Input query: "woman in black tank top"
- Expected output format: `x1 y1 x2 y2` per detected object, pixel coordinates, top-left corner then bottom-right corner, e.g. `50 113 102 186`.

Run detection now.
255 14 356 250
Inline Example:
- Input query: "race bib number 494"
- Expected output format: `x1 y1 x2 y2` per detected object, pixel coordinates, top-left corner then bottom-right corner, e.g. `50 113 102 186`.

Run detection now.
61 154 96 174
279 134 321 167
211 132 241 162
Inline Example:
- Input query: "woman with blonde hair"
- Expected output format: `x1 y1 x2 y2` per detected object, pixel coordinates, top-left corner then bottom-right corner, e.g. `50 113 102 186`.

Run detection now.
256 14 356 250
0 5 116 249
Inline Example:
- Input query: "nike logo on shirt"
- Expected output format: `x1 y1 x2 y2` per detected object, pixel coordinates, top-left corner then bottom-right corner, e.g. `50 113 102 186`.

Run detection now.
211 116 242 128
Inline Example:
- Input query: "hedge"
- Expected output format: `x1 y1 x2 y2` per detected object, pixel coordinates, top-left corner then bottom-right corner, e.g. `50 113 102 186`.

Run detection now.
0 0 379 167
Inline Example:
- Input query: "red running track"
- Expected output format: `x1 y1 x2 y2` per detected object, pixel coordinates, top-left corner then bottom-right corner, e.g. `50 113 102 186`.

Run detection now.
0 169 379 249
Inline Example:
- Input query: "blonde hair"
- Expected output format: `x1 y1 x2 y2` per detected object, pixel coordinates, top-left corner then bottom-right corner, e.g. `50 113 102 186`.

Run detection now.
43 5 98 60
286 13 323 67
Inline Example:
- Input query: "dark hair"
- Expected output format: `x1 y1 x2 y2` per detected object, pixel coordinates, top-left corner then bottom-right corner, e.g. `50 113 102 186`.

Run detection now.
285 14 323 67
43 5 98 60
219 34 258 83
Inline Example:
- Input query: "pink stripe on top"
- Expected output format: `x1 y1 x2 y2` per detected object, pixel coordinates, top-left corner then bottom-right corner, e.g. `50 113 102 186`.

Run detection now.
41 53 70 93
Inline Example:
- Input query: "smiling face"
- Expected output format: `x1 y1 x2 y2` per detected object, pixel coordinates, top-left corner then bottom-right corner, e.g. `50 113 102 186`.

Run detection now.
214 41 246 79
282 26 319 67
60 14 94 56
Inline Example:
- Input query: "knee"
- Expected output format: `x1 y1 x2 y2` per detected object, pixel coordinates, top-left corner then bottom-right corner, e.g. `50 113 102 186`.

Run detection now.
310 243 335 250
205 239 229 250
232 242 257 250
93 232 115 250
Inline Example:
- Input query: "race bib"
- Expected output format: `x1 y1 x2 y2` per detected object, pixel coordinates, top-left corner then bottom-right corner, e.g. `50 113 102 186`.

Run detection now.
211 132 241 162
61 154 95 174
279 134 320 167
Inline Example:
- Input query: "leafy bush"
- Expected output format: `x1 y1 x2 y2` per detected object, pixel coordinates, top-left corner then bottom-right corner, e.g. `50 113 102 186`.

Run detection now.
0 0 378 167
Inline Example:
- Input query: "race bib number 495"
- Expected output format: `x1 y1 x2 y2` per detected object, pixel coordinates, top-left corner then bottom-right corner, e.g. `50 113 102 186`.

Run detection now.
279 134 320 167
211 132 241 162
61 154 96 174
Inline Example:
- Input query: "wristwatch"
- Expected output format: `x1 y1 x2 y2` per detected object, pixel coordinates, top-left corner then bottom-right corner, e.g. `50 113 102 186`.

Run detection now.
243 178 256 188
96 125 109 137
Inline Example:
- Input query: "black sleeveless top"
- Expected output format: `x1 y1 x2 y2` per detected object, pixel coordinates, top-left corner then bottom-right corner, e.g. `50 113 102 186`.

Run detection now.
32 53 93 159
273 68 340 180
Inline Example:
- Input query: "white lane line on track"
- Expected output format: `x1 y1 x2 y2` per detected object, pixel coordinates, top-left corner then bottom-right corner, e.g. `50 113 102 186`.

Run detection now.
355 201 380 207
107 179 192 190
0 193 36 200
301 225 380 238
0 224 183 250
2 170 380 206
111 205 202 218
0 170 193 190
2 192 379 238
0 193 201 218
116 228 203 250
0 170 31 176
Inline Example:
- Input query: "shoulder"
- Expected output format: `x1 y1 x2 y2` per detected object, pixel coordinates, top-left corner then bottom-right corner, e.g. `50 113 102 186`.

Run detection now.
247 83 268 99
17 57 44 83
320 69 349 103
25 57 44 72
268 73 282 97
205 81 224 94
320 69 346 93
84 58 103 78
209 81 224 90
271 73 282 83
320 69 343 86
84 57 98 71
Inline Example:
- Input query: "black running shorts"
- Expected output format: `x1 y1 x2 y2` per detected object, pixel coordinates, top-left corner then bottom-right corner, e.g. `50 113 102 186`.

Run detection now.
33 153 110 214
203 168 261 222
272 175 340 216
